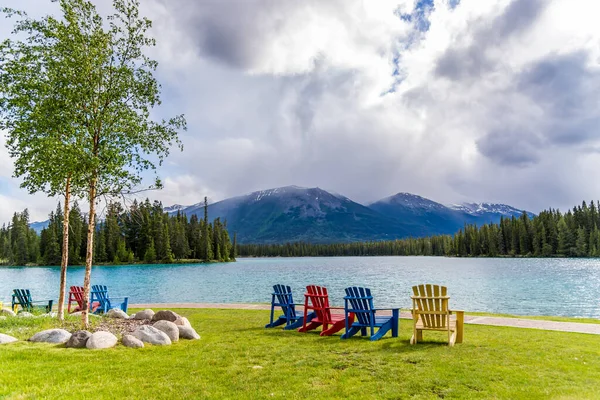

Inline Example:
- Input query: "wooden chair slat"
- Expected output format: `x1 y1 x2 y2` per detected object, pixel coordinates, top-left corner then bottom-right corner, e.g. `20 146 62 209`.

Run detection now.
410 284 464 346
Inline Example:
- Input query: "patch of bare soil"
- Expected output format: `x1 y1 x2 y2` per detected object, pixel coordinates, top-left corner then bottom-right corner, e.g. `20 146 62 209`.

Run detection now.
92 318 152 336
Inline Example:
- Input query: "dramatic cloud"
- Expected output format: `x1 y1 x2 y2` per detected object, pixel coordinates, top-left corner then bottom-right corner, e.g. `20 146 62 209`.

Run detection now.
1 0 600 223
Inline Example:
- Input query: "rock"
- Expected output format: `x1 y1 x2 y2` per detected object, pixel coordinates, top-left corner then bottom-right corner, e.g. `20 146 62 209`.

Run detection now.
178 325 200 340
0 333 18 344
151 310 179 322
133 309 155 320
69 311 100 318
106 308 129 319
29 329 71 344
86 331 118 349
66 330 92 348
173 316 192 328
0 308 16 317
17 311 34 318
40 312 57 318
153 320 179 342
122 334 144 348
129 313 136 319
132 325 171 346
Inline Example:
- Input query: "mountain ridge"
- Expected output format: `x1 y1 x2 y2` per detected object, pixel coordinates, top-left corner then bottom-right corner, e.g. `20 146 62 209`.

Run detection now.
169 186 534 244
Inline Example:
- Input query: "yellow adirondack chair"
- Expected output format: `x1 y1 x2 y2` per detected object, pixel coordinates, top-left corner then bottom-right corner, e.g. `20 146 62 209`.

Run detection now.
410 284 464 346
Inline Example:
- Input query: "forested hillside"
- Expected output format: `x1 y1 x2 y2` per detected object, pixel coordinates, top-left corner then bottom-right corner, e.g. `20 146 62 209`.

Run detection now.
238 201 600 258
0 198 235 266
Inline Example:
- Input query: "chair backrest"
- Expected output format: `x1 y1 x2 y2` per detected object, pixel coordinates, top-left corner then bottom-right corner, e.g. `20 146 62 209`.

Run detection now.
92 285 109 301
69 286 85 306
272 284 297 319
13 289 32 308
305 285 332 321
411 284 450 329
344 287 375 326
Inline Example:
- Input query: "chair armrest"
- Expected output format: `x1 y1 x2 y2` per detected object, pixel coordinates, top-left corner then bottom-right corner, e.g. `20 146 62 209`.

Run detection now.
449 309 464 314
373 308 400 312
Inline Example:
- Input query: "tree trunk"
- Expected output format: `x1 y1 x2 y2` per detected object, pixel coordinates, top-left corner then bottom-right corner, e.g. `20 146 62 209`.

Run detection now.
81 176 97 328
57 175 72 321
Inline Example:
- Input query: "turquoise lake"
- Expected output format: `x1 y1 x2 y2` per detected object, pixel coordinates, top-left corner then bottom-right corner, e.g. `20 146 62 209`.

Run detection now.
1 256 600 318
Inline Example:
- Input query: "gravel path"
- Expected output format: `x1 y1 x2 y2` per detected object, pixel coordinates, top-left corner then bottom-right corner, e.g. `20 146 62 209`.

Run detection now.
130 303 600 335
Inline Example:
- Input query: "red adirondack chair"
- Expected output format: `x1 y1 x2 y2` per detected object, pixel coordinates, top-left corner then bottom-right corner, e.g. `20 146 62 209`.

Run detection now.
68 286 100 313
298 285 354 336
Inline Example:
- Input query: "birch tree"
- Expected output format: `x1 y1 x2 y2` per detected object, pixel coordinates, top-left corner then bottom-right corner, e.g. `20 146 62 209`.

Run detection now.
1 0 186 327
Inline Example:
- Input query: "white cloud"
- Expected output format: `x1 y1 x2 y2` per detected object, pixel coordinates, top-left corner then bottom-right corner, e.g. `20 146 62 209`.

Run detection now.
1 0 600 222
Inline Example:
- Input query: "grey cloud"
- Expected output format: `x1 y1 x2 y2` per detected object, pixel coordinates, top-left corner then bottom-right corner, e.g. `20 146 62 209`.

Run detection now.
435 0 548 80
475 51 600 167
476 128 541 167
518 52 600 145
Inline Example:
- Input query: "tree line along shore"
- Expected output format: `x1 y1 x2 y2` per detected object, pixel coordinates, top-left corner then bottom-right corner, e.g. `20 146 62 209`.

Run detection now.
238 200 600 258
3 199 600 263
0 198 235 266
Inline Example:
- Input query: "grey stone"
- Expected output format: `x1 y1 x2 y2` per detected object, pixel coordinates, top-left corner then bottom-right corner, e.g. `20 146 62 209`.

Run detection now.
153 320 179 342
174 316 192 328
151 310 179 322
66 330 92 348
133 309 155 320
17 311 34 318
40 312 57 318
106 308 129 319
86 331 118 349
0 333 18 344
132 325 171 346
29 329 71 344
69 311 100 318
178 325 200 340
122 334 144 348
0 308 16 317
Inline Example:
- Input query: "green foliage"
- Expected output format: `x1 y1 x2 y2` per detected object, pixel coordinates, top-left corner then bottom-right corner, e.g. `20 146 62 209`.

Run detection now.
0 198 234 265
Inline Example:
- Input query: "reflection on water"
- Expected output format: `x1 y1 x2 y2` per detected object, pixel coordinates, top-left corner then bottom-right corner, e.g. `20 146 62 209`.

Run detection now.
1 257 600 318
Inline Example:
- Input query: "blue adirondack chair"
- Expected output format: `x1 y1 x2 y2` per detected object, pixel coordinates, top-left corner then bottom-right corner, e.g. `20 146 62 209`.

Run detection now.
91 285 129 313
265 284 316 330
11 289 53 313
341 286 399 341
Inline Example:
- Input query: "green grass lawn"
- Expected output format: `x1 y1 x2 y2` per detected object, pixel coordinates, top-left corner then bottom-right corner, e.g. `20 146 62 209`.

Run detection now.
1 309 600 399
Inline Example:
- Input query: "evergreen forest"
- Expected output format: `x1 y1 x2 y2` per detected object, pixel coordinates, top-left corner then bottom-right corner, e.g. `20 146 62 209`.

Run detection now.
238 201 600 258
0 199 235 266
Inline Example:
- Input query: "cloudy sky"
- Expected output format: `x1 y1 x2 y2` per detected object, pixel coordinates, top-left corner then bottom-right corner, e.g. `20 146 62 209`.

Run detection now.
1 0 600 223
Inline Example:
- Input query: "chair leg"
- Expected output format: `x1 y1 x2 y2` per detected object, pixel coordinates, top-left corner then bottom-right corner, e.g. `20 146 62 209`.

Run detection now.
455 311 464 344
298 321 322 333
341 326 361 340
320 319 346 336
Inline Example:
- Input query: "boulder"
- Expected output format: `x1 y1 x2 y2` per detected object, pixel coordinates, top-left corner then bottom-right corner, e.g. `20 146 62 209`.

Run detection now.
0 308 16 317
66 330 92 348
178 325 200 340
29 329 71 344
40 312 58 318
151 310 179 322
17 311 34 318
0 333 18 344
86 331 118 349
173 316 192 328
133 309 155 320
153 320 179 342
106 308 129 319
132 325 171 346
122 334 144 348
69 311 100 318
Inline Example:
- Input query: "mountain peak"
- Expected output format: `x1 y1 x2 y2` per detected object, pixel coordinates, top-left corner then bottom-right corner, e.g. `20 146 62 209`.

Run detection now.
374 192 446 210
